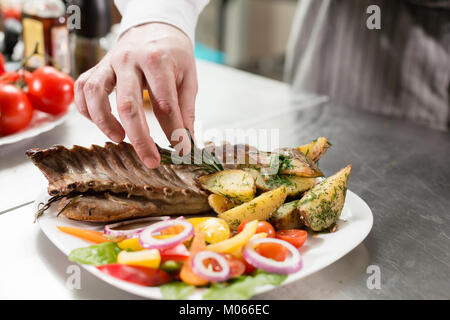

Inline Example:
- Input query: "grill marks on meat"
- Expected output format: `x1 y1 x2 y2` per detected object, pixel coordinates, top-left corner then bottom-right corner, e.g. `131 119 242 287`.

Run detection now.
27 142 208 199
27 142 322 222
26 142 211 221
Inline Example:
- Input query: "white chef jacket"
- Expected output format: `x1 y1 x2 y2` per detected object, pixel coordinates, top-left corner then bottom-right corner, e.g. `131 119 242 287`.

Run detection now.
114 0 450 130
114 0 209 43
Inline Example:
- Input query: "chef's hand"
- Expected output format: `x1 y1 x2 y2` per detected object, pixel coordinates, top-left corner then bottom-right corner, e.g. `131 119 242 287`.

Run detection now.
74 23 197 168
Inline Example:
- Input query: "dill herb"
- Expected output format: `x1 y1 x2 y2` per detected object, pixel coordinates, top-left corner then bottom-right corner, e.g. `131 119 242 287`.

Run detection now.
266 174 293 187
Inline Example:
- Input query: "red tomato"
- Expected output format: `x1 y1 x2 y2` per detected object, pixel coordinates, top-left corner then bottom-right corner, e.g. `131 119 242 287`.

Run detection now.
1 7 21 21
255 242 288 262
27 66 74 115
237 220 276 238
96 264 171 287
237 221 247 234
210 253 245 278
0 70 32 84
223 253 245 278
0 53 5 75
239 256 256 275
0 84 33 135
160 243 190 263
276 229 308 248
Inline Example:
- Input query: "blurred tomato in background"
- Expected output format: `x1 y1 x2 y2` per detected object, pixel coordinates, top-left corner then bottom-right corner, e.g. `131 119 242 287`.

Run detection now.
0 84 33 136
0 53 5 75
27 66 74 115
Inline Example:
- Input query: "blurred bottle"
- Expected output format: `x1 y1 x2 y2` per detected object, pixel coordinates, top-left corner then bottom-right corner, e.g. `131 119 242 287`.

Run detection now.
1 0 23 59
22 0 70 73
68 0 111 78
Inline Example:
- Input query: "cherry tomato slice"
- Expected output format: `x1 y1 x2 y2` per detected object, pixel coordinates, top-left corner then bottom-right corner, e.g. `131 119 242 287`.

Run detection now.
160 243 190 263
96 264 171 286
240 256 256 274
209 253 245 278
255 242 289 262
276 229 308 248
237 220 276 238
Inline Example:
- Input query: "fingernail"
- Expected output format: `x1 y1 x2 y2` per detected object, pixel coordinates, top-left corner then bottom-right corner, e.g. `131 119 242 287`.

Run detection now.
144 157 159 168
111 133 123 143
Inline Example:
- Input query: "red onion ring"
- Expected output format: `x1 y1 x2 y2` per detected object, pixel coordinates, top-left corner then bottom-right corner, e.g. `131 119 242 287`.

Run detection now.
242 238 303 274
139 219 194 250
103 216 170 238
191 251 231 282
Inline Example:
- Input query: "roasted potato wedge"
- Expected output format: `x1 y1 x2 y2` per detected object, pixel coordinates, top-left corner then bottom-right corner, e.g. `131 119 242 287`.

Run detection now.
208 194 236 214
269 200 303 230
198 169 255 204
297 137 331 162
276 149 323 177
253 149 323 178
298 164 352 231
244 168 316 197
219 186 287 230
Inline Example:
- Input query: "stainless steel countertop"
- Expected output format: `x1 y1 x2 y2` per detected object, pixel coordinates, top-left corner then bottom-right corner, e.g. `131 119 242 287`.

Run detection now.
254 101 450 299
0 61 448 299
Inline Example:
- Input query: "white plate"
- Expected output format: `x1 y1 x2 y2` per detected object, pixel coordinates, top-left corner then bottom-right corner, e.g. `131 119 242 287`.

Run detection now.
37 187 373 300
0 109 69 146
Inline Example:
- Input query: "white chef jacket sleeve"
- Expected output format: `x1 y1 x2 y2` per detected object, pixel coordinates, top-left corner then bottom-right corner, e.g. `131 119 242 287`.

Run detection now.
114 0 210 43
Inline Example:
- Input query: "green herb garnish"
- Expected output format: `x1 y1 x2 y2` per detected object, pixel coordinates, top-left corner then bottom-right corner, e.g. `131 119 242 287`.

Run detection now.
158 129 223 173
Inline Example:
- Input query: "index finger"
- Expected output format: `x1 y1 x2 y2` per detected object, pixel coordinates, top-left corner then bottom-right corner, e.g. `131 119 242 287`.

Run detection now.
114 66 160 168
139 57 190 154
178 68 198 135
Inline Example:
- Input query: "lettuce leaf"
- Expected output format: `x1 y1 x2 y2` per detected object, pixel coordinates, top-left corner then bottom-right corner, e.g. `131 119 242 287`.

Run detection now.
203 271 287 300
68 242 121 266
160 282 195 300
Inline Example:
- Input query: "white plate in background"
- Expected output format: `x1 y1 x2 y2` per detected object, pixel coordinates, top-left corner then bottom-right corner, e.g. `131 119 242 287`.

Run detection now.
0 109 69 146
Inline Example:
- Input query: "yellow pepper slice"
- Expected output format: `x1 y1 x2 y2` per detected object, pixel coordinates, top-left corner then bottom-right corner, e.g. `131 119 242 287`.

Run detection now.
118 235 177 252
206 220 258 254
117 249 161 268
230 232 268 258
118 237 144 251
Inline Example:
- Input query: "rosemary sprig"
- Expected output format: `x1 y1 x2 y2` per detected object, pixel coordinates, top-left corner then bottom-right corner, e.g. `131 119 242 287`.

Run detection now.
158 129 223 173
34 194 83 222
34 195 64 222
56 195 83 217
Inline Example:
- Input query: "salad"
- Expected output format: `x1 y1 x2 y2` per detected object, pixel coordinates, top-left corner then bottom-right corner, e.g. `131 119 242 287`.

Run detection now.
60 216 307 300
48 137 352 299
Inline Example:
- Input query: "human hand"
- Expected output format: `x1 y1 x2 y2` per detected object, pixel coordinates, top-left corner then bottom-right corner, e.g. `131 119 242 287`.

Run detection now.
74 23 198 168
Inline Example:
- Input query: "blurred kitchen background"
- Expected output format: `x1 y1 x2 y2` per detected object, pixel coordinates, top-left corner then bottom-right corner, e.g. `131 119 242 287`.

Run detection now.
196 0 296 80
0 0 296 81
